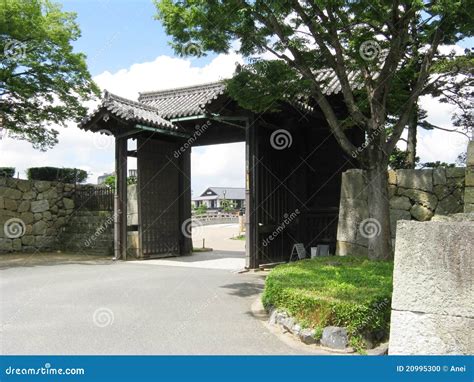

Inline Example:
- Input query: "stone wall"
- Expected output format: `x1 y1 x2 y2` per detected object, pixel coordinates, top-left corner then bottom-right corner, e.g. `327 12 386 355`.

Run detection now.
464 141 474 212
0 177 115 255
336 167 465 256
0 177 76 252
388 218 473 354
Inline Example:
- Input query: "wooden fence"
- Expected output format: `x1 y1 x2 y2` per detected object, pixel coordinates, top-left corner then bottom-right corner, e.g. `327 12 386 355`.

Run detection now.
74 187 114 211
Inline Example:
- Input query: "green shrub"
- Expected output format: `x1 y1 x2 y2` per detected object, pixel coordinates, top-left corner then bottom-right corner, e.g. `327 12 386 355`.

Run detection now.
0 167 15 178
27 167 88 183
262 256 393 349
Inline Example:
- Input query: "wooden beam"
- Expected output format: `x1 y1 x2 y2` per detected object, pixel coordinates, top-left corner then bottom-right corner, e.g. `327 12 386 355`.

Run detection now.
115 136 128 260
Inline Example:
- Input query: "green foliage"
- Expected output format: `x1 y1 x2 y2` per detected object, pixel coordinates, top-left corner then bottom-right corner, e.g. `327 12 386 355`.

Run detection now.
27 166 88 183
389 147 419 169
220 198 236 212
103 175 137 190
0 167 15 177
194 203 208 215
421 161 456 168
262 257 393 347
0 0 100 150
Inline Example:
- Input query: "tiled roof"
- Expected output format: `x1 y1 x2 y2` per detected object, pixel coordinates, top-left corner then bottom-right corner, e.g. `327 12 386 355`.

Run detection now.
199 187 246 200
138 82 226 119
79 91 178 131
136 69 364 119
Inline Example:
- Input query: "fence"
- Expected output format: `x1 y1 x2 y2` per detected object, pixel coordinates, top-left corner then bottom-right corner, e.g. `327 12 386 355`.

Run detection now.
74 186 114 211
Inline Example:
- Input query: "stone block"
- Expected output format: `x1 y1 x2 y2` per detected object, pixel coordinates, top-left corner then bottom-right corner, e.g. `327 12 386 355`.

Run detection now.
432 168 446 185
0 238 13 251
464 187 474 205
321 326 348 349
396 169 433 192
16 180 32 192
398 188 438 210
465 168 474 187
410 204 433 221
12 238 22 250
389 196 411 210
0 196 3 209
340 169 368 200
392 221 473 317
63 197 74 210
389 310 473 355
467 141 474 166
32 220 47 235
34 181 51 192
4 198 17 211
17 200 30 213
21 235 35 246
0 187 22 200
20 212 34 224
387 170 397 185
22 190 36 200
298 329 317 345
436 194 463 215
30 199 49 213
446 167 465 178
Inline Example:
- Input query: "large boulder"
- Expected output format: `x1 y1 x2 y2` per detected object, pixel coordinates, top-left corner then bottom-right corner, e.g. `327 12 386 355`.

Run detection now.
321 326 348 349
398 188 438 210
410 204 433 221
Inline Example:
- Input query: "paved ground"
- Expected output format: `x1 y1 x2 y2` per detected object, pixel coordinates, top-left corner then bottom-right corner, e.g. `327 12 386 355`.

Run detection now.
0 227 311 355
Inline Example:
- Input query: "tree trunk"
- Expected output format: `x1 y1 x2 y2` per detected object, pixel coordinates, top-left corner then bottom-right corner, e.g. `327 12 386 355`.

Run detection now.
365 158 393 260
406 108 418 169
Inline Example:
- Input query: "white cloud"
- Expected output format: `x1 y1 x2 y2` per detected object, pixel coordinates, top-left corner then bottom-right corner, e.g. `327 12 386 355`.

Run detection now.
0 53 244 186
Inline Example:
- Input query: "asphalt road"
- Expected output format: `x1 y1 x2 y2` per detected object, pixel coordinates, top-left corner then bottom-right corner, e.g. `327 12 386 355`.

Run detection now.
0 253 308 355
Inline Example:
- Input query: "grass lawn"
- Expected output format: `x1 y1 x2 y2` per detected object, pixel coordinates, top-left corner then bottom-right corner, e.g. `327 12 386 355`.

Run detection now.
262 256 393 350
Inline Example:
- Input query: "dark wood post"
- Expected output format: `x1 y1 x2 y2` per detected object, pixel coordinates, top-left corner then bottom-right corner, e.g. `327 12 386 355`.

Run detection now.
246 116 259 268
178 146 192 255
115 136 128 260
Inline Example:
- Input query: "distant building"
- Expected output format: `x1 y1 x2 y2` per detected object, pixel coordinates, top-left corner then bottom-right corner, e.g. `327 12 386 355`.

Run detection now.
192 187 245 211
97 172 114 185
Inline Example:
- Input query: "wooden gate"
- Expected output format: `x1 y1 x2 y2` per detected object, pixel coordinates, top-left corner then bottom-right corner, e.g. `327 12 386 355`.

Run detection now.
136 138 186 258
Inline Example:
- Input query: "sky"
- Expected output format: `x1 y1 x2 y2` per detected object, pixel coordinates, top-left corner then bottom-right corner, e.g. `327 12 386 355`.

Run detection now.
0 0 471 196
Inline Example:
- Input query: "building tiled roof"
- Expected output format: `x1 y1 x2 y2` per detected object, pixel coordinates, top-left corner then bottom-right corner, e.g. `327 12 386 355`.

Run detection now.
136 68 365 119
193 187 246 201
138 82 226 119
79 91 179 131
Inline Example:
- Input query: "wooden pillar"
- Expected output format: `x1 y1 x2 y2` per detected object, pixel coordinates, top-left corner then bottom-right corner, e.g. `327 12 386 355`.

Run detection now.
115 136 128 260
246 116 259 268
178 146 192 255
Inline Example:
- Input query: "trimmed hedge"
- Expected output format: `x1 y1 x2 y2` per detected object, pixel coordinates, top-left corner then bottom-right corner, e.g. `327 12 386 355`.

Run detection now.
262 256 393 351
27 167 88 183
0 167 15 178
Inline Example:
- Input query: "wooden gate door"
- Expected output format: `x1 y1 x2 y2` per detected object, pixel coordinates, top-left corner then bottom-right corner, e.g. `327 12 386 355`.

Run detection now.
136 137 183 258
